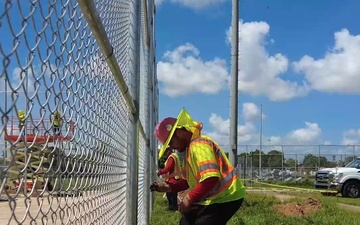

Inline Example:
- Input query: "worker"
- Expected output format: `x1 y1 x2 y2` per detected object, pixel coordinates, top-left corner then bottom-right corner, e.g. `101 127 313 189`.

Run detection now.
52 110 63 135
157 147 185 211
18 110 25 135
150 108 246 225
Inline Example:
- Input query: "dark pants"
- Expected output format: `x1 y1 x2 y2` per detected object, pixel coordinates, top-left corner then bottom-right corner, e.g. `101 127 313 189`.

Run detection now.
179 198 243 225
166 192 178 210
53 126 60 135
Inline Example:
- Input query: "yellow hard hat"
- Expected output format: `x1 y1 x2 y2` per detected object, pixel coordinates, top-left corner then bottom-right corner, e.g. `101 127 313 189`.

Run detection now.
18 110 24 116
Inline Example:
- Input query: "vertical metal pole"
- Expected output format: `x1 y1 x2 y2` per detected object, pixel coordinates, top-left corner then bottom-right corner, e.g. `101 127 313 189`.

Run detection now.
229 0 239 167
281 145 284 181
126 0 140 224
295 154 297 180
318 145 321 169
244 145 248 179
259 104 262 179
24 57 29 196
353 145 356 160
4 77 7 165
268 139 270 169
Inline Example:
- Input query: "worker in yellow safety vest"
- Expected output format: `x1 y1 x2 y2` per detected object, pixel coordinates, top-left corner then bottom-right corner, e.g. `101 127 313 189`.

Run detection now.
52 110 63 135
18 110 26 135
157 147 186 211
150 108 246 225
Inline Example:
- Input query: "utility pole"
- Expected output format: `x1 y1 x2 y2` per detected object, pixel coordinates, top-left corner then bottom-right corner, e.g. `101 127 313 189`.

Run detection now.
259 104 262 179
229 0 239 167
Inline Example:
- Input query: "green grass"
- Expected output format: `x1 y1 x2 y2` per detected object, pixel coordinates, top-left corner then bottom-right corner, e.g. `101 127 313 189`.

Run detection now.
244 179 315 189
271 190 360 207
150 192 360 225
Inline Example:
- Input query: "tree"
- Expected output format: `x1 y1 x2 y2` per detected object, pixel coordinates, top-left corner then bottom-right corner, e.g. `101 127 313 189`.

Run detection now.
265 150 284 169
302 154 328 168
248 149 267 168
285 158 297 168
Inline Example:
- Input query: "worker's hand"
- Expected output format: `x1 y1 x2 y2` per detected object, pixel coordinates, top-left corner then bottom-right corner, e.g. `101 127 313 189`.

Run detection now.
157 171 162 177
179 194 192 214
149 182 170 192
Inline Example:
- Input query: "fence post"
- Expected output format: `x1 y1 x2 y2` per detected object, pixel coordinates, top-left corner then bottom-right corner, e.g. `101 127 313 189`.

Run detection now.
318 145 321 169
353 145 356 159
126 0 141 224
244 145 248 179
281 145 284 181
295 154 297 180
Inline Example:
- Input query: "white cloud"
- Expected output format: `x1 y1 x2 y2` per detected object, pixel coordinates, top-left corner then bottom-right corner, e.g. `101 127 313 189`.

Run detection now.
10 63 58 94
155 0 226 9
203 103 324 152
204 113 256 146
294 29 360 94
242 102 265 122
157 43 229 97
286 122 322 144
226 20 310 101
342 129 360 145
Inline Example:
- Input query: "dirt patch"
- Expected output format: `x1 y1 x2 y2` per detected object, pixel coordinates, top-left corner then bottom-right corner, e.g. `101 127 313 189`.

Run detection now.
274 198 322 217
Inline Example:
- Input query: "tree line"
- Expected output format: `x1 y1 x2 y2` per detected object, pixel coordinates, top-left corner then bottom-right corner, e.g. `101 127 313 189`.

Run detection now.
232 149 355 169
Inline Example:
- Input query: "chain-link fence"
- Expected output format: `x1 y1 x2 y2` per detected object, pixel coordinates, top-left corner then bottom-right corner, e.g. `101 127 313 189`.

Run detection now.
0 0 157 224
238 145 360 182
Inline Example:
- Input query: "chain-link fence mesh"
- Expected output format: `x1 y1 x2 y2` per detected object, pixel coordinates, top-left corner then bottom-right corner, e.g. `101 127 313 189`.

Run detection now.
238 145 360 182
0 0 157 224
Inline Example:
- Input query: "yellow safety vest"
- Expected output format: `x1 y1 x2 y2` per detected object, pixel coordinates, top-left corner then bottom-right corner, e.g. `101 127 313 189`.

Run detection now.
165 153 184 180
53 116 63 126
19 115 25 126
185 135 246 205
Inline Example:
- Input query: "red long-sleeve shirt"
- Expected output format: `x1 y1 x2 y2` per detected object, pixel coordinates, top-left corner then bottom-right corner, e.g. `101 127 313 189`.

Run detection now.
158 157 175 176
159 156 220 202
168 176 219 202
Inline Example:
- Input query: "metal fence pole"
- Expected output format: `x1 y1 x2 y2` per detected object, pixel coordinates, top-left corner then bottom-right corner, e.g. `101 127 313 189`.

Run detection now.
244 145 248 179
129 0 141 223
295 154 298 180
281 145 284 181
318 145 321 168
353 145 356 159
4 78 7 166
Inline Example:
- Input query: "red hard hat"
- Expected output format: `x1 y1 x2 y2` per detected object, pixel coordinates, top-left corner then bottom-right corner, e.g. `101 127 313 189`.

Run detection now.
154 117 177 144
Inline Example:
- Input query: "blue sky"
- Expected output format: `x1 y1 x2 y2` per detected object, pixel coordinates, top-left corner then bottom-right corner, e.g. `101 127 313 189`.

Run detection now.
155 0 360 155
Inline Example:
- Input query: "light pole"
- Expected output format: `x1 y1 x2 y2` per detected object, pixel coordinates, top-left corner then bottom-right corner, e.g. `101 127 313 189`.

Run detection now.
259 104 262 180
229 0 239 167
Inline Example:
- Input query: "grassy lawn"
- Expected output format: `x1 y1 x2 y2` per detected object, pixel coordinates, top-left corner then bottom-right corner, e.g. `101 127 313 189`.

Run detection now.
150 192 360 225
268 190 360 207
243 179 315 189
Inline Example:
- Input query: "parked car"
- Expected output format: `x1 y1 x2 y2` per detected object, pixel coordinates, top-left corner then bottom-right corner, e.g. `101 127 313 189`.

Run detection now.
314 157 360 198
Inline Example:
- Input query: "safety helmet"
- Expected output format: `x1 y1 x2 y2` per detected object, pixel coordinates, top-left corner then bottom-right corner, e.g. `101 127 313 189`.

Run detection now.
18 110 24 116
154 108 203 158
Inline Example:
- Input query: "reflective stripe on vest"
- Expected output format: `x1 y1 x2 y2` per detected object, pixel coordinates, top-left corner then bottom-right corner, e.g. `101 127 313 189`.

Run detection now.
189 137 237 198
